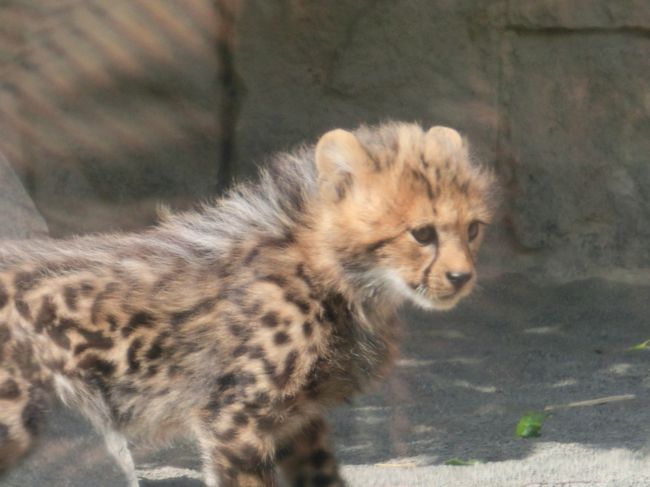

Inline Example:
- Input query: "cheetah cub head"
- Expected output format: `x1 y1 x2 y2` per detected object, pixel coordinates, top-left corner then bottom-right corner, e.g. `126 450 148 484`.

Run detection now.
315 123 498 311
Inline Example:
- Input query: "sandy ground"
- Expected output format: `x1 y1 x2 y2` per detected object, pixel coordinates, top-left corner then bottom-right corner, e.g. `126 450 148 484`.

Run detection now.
2 273 650 486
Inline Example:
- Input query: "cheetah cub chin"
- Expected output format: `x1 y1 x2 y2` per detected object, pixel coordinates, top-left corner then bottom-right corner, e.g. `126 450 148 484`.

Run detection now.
0 122 497 486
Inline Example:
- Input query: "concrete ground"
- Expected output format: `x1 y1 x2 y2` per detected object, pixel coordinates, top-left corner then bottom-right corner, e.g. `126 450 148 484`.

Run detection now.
2 273 649 486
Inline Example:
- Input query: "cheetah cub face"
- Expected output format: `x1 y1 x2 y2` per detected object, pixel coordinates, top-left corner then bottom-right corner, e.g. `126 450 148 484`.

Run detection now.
315 124 497 311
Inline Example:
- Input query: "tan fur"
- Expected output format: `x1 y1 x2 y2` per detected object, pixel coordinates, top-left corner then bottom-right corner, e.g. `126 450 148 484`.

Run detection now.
0 122 498 486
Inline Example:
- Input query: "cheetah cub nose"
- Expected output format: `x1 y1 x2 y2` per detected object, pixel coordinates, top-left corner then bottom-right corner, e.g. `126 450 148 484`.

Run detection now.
446 271 473 290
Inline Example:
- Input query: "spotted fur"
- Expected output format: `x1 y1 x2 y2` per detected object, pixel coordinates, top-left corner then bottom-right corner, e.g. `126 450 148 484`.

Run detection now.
0 122 498 486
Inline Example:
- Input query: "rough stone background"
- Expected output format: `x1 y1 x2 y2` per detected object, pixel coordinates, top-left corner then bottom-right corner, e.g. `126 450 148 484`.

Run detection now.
1 1 650 486
0 0 648 281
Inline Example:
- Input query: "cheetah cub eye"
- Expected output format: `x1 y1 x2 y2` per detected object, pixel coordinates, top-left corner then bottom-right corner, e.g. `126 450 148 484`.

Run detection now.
468 220 481 242
411 225 438 246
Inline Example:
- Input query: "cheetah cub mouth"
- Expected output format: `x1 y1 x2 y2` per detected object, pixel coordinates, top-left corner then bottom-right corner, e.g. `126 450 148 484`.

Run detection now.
313 124 498 311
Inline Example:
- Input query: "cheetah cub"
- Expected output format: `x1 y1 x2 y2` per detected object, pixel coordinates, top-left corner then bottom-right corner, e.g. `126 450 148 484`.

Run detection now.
0 122 497 486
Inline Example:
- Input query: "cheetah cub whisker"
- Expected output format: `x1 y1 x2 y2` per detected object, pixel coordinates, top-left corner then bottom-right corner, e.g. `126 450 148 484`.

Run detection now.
0 122 498 486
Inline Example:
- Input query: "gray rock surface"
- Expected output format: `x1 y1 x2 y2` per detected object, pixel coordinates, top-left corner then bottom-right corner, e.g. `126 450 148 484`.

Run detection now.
500 5 650 281
0 151 48 239
0 0 222 237
507 0 650 28
2 0 650 281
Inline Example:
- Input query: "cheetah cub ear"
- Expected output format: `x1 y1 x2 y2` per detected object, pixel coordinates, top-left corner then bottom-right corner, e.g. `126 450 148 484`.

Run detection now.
315 129 369 202
424 126 467 162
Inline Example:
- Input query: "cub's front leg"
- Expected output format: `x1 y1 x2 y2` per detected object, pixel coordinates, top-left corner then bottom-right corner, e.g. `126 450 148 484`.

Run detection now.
278 417 345 487
195 406 278 487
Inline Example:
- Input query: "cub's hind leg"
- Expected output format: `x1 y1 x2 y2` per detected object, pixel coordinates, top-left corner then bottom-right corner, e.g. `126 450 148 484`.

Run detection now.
0 371 46 471
278 417 345 487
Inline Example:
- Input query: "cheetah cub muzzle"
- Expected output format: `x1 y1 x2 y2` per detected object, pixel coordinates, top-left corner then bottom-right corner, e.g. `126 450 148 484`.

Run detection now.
0 122 498 486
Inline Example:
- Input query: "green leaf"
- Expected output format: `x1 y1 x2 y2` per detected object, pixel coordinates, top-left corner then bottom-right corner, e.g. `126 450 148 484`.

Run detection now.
515 412 546 438
444 458 484 466
628 339 650 351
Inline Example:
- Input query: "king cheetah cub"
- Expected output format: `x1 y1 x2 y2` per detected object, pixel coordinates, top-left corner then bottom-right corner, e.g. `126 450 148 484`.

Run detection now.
0 122 497 486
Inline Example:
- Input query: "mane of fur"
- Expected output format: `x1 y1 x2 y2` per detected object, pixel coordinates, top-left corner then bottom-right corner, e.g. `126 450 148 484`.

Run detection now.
0 122 499 276
159 145 320 253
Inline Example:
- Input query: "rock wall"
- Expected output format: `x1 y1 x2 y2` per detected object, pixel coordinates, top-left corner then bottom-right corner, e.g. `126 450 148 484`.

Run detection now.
0 151 48 239
0 1 223 236
1 0 649 282
231 0 650 282
499 0 650 281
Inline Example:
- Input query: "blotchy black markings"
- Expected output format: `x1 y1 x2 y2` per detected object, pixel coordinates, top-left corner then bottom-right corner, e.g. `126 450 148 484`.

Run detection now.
78 354 116 376
91 282 119 325
256 414 276 432
233 411 249 426
274 331 290 345
216 372 237 393
243 247 260 266
253 392 271 409
14 271 38 294
302 321 313 338
311 449 331 469
121 311 155 337
107 315 118 332
221 444 273 475
34 296 57 333
63 286 78 311
284 292 310 315
261 357 276 378
80 281 95 296
228 323 250 340
319 297 338 325
238 373 256 387
261 312 279 328
248 345 265 360
47 317 78 350
232 344 248 357
74 329 114 355
258 274 288 288
295 264 316 291
14 299 31 321
127 338 144 373
0 281 8 310
214 427 237 442
12 341 37 378
22 394 45 435
275 350 298 388
167 364 182 377
0 379 20 400
0 324 10 361
146 334 168 361
170 297 218 327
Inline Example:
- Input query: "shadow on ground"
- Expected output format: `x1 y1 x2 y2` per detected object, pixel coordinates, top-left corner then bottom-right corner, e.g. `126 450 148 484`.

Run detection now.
332 274 650 466
1 274 649 486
